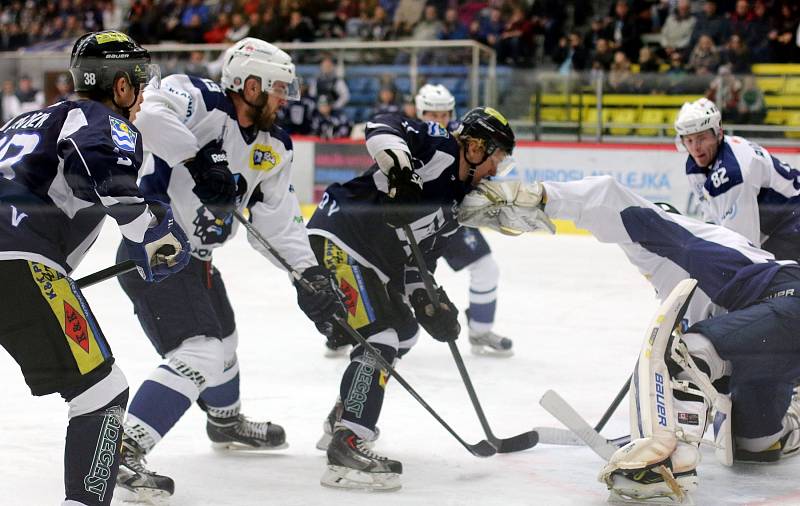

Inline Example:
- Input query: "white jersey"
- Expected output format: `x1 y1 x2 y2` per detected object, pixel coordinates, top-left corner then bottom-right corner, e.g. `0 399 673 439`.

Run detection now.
135 74 315 272
543 176 794 326
685 135 800 251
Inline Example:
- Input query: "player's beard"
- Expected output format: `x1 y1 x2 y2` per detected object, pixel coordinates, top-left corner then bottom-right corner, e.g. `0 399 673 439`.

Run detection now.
247 92 276 131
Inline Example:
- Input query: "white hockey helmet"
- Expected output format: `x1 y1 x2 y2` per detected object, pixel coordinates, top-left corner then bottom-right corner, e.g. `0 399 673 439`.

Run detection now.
221 38 300 101
415 83 455 119
674 98 722 137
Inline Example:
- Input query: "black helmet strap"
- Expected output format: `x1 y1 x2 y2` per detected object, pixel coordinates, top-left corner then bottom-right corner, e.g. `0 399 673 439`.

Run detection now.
461 138 492 188
109 72 141 119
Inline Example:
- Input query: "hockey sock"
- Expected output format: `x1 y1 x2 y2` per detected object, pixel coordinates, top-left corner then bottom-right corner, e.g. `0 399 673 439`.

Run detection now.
200 372 241 419
64 389 128 506
467 255 499 334
340 341 397 438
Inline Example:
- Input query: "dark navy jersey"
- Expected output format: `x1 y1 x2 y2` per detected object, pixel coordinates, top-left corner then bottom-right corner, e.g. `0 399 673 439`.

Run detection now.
0 100 152 274
307 113 468 291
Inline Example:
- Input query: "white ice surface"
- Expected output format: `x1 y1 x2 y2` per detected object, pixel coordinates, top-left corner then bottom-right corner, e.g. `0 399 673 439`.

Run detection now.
2 223 799 506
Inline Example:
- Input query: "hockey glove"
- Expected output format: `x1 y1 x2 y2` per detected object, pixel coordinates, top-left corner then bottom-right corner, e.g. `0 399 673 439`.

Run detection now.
410 287 461 342
185 140 238 213
124 202 191 282
375 149 423 227
458 181 555 236
295 265 347 327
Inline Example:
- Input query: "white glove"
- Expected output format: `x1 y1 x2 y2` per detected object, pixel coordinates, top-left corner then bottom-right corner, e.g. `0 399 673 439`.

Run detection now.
374 148 412 176
458 181 555 235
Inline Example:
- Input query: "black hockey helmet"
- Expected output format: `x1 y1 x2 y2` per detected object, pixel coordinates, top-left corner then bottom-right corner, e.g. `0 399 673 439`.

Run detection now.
456 106 515 156
69 31 159 97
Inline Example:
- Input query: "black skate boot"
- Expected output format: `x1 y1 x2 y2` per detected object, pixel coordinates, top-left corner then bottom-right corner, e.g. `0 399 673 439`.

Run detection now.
116 437 175 504
207 413 287 450
321 424 401 491
316 398 380 451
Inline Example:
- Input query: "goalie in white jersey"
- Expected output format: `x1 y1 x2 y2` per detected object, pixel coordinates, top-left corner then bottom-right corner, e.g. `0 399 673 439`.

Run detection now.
459 176 800 503
676 98 800 262
114 38 345 502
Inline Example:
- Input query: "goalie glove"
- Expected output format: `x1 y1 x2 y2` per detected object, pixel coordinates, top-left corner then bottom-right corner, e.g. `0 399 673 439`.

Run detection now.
375 149 423 227
458 181 555 236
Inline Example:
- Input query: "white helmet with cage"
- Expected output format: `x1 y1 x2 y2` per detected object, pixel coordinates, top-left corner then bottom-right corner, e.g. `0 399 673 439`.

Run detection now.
220 37 300 101
674 98 722 137
415 83 456 118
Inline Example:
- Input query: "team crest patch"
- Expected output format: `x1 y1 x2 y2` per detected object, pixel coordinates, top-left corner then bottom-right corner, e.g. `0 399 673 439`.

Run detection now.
250 144 280 171
108 116 138 152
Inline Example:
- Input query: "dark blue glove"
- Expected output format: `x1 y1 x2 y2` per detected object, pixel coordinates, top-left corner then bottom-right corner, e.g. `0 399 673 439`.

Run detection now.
124 202 191 282
185 140 238 213
295 265 347 326
410 287 460 342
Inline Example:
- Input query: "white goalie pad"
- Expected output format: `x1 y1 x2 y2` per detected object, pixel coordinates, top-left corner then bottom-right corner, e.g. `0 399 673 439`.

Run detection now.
458 181 556 235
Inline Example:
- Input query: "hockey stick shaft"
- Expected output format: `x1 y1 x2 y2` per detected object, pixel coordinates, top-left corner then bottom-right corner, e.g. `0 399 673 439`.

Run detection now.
594 376 630 432
233 211 495 457
401 224 537 453
74 260 137 289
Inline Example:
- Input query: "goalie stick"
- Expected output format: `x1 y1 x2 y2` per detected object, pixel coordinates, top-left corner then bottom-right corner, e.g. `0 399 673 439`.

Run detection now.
402 224 539 453
234 211 496 457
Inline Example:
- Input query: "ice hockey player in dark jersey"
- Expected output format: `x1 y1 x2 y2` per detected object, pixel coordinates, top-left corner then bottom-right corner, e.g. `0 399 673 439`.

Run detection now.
0 31 189 506
307 106 517 490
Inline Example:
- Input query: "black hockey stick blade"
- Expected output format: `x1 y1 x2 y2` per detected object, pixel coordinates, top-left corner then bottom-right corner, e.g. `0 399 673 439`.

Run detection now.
495 430 539 453
471 439 500 457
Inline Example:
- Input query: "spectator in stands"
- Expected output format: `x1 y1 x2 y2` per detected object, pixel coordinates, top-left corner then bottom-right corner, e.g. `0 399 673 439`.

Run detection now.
591 38 615 71
496 4 534 66
365 5 394 41
707 65 742 121
604 0 641 63
225 12 250 43
101 0 124 31
308 56 350 110
458 0 486 29
747 0 772 60
660 0 696 58
767 3 800 62
607 50 636 92
158 0 186 41
0 23 28 51
53 73 74 103
179 50 211 79
255 8 284 42
204 12 230 43
180 13 207 43
584 16 607 50
650 0 671 31
728 0 754 43
310 95 352 139
688 34 720 74
15 76 44 114
636 46 663 91
394 0 425 37
1 80 20 123
412 5 443 41
720 34 752 74
401 93 417 118
283 9 315 43
664 51 691 92
479 7 504 48
372 85 401 116
127 0 159 44
439 7 468 40
690 0 730 47
737 75 766 125
553 31 590 73
181 0 210 29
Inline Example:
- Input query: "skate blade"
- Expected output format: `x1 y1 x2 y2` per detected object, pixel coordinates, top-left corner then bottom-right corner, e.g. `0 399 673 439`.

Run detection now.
316 432 332 451
470 344 514 357
116 486 172 505
608 489 694 505
211 441 289 451
320 465 401 492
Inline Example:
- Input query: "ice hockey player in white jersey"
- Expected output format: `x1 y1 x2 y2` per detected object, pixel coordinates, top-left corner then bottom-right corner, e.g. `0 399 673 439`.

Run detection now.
0 31 190 506
416 83 512 356
460 176 800 502
113 38 345 502
675 98 800 262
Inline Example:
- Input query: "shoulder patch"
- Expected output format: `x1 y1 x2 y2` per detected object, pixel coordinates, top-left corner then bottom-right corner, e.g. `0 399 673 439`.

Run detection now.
108 116 138 152
426 121 449 138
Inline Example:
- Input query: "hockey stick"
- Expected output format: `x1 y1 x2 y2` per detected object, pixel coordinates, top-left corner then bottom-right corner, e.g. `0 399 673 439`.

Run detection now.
539 389 618 460
233 211 496 457
74 260 137 289
401 224 539 453
535 376 631 446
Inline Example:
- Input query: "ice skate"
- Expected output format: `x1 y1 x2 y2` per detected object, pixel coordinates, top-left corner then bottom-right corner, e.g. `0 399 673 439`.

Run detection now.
116 437 174 505
316 398 379 451
321 424 401 491
207 413 288 450
469 329 513 356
